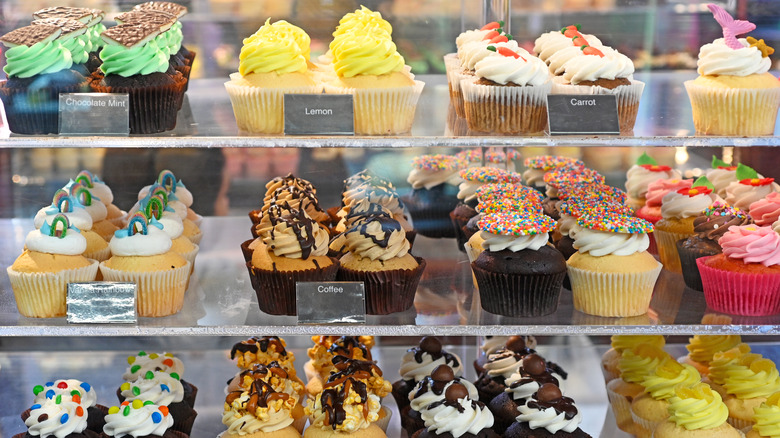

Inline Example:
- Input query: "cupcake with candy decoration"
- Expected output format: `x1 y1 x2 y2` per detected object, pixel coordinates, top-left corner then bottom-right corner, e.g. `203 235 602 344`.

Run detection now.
122 351 197 409
567 211 661 317
556 197 632 261
33 190 109 263
471 211 566 317
684 4 780 135
404 154 467 238
698 224 780 316
677 203 752 291
102 400 182 438
653 383 743 438
69 170 125 230
26 379 107 434
14 394 99 438
450 167 522 252
139 193 198 276
117 370 196 435
725 164 780 213
707 157 744 199
654 176 720 273
7 213 99 318
504 383 591 438
625 153 682 211
99 212 190 317
541 165 605 221
475 336 537 375
534 24 604 67
66 181 118 242
138 170 201 227
392 336 464 413
304 336 374 397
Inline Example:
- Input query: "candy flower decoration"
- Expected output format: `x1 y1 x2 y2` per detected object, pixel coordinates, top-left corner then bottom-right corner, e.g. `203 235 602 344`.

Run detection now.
712 155 736 171
677 175 715 197
736 163 775 187
708 4 756 50
637 152 672 173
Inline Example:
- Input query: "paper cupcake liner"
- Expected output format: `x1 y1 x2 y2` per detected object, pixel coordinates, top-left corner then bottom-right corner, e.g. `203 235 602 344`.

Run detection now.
697 257 780 316
472 263 565 317
240 239 255 263
0 78 89 134
174 65 192 96
630 409 662 438
322 80 424 135
85 245 111 263
225 81 321 134
551 78 645 134
653 228 691 274
568 261 662 317
461 78 551 134
186 229 203 246
449 210 475 253
336 257 426 315
443 53 459 77
182 379 198 408
292 414 308 433
447 69 468 118
606 385 636 435
727 416 754 431
99 260 190 317
7 260 99 318
247 259 340 316
375 406 393 433
602 367 620 385
89 73 186 134
676 240 719 291
684 80 780 136
176 244 199 275
171 408 197 436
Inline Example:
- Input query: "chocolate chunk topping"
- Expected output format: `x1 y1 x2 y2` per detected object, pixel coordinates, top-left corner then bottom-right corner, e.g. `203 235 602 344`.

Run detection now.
522 354 546 376
1 24 61 47
420 336 442 356
445 383 470 402
115 11 177 30
101 23 161 48
33 7 93 22
134 1 189 18
32 18 87 37
536 383 562 402
431 364 455 383
37 414 49 422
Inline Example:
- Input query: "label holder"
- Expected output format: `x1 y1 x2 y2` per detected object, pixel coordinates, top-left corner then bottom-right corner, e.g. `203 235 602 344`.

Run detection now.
546 94 621 135
296 281 366 324
59 93 130 136
67 282 137 324
284 94 354 136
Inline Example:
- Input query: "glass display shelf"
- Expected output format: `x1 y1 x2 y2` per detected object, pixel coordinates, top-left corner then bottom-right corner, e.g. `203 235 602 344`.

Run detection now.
3 217 780 337
2 72 779 149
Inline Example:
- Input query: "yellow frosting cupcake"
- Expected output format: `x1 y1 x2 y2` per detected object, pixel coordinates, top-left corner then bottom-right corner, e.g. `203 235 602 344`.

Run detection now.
602 335 666 383
720 355 780 429
748 392 780 438
681 315 742 376
654 383 742 438
707 343 756 395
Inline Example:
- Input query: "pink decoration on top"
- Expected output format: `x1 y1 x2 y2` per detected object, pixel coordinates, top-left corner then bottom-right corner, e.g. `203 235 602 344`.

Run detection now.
708 4 756 50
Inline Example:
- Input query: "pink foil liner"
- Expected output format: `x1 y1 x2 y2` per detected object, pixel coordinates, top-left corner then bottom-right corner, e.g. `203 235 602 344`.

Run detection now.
697 256 780 316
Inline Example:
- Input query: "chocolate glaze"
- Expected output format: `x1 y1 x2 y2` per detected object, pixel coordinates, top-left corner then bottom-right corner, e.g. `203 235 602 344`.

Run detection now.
266 173 315 198
237 361 289 388
347 215 403 249
225 376 289 411
527 395 578 420
409 337 461 368
230 336 288 359
327 336 372 361
345 203 393 225
321 377 369 428
327 356 382 387
266 208 319 260
269 185 323 215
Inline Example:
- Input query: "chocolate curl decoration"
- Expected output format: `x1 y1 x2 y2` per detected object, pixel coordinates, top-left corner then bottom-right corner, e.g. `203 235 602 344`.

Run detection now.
708 4 756 50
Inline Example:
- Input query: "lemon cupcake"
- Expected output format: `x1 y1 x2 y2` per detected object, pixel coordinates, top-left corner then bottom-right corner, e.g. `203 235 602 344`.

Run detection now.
654 383 743 438
7 213 98 318
747 393 780 438
99 212 190 317
601 335 666 384
684 4 780 135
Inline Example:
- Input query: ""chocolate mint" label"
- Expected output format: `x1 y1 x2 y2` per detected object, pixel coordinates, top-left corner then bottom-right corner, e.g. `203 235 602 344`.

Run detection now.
284 94 354 135
59 93 130 135
296 281 365 324
546 94 620 135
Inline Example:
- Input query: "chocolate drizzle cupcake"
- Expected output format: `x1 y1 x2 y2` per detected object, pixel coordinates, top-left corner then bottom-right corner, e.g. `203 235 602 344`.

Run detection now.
393 337 463 412
405 364 480 437
474 336 539 403
504 383 590 438
677 203 752 291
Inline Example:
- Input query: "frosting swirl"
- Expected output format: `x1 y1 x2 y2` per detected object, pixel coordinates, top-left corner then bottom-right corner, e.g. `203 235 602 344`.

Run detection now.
749 192 780 226
34 380 98 409
344 216 410 261
560 47 635 84
640 359 701 400
123 352 185 381
262 212 329 259
421 397 495 437
239 32 307 76
697 38 772 76
3 39 73 78
109 219 171 257
332 33 405 77
666 384 729 430
753 393 780 438
569 224 649 256
103 401 174 438
120 371 184 406
25 398 88 438
626 166 683 200
720 225 780 266
100 39 169 76
26 221 87 256
480 230 549 252
725 180 780 212
473 49 550 86
661 190 718 219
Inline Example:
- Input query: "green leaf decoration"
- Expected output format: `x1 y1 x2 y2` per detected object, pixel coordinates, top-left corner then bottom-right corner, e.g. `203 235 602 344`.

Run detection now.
711 155 730 169
735 163 758 181
636 152 657 166
692 175 714 190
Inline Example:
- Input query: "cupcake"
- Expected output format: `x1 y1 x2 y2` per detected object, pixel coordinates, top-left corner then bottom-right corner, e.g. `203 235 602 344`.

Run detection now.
556 196 632 261
14 396 100 438
504 383 591 437
601 335 666 384
32 7 105 74
654 176 719 273
7 213 99 318
407 364 483 437
475 336 537 375
534 25 604 66
677 203 752 291
630 358 702 438
121 351 197 409
698 224 780 316
634 178 693 255
90 22 186 134
747 392 780 438
567 212 661 317
133 2 194 71
225 19 319 134
69 170 124 228
460 44 551 134
488 353 567 434
522 156 585 192
707 156 742 199
323 356 393 432
541 165 605 221
99 212 190 317
707 344 756 396
473 338 556 404
724 164 780 213
625 153 681 211
336 213 424 314
412 376 497 438
117 370 196 435
471 212 566 317
304 336 374 396
404 154 467 238
223 361 306 436
448 22 502 116
684 4 780 135
304 369 386 437
322 7 424 135
718 355 780 429
392 336 463 413
0 23 89 134
230 336 297 375
67 173 120 241
102 400 183 438
28 379 107 433
140 194 197 274
653 384 743 438
680 316 742 376
138 170 200 227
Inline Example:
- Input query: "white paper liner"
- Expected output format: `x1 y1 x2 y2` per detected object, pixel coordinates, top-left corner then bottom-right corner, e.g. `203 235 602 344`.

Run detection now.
85 245 111 263
322 80 424 135
176 243 199 275
551 78 645 134
654 228 690 274
185 229 203 246
685 80 780 136
99 260 191 317
447 68 470 118
375 406 393 432
460 77 551 134
7 260 99 318
606 384 636 434
568 260 662 317
224 81 322 134
443 53 459 77
464 239 483 289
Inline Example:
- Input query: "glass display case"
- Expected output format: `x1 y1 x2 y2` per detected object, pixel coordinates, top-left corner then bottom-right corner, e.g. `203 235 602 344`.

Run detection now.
1 0 780 437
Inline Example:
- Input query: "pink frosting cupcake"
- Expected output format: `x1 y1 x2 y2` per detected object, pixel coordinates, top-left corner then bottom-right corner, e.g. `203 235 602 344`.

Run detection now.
635 178 693 256
698 225 780 316
748 192 780 226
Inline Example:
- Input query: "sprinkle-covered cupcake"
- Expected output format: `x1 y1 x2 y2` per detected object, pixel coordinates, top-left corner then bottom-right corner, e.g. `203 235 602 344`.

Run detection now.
522 156 584 192
404 154 467 238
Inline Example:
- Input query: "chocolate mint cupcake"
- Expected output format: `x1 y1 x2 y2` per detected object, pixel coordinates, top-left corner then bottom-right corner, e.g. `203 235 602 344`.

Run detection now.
133 2 195 71
90 22 186 134
504 383 591 437
34 7 107 74
0 24 88 134
677 203 752 291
